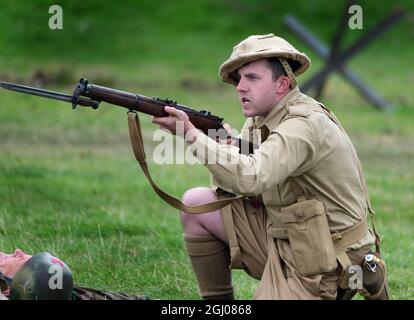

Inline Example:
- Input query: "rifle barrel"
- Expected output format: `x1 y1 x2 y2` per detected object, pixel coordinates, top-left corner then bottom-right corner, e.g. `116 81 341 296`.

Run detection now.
0 81 100 108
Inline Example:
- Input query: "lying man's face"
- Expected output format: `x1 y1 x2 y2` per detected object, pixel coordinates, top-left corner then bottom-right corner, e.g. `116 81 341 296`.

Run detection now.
0 249 32 278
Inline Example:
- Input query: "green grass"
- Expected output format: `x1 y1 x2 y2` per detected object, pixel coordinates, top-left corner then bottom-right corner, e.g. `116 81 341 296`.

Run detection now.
0 0 413 300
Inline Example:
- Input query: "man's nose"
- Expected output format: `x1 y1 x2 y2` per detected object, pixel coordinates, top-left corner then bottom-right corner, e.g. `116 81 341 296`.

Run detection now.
236 78 247 92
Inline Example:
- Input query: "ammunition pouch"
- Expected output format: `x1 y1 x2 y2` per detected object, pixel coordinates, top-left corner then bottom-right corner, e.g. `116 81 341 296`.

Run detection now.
278 198 338 276
267 192 370 278
266 192 370 279
267 198 390 299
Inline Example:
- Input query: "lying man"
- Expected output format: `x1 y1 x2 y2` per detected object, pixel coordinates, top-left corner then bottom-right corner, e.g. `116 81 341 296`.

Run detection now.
0 249 149 300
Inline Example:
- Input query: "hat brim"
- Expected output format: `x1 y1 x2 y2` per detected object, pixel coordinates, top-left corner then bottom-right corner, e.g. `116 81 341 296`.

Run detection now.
219 50 311 85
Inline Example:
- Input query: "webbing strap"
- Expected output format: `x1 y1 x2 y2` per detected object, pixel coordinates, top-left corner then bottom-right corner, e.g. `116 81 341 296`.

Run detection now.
332 217 369 265
279 58 297 88
288 177 306 202
332 217 369 289
127 111 242 214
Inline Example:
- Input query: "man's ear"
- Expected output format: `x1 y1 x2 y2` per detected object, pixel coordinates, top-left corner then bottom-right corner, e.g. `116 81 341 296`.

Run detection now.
276 76 291 93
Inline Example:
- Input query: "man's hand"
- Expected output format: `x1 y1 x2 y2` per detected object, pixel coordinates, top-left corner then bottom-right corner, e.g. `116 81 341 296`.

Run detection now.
152 106 200 142
217 123 233 145
152 106 234 145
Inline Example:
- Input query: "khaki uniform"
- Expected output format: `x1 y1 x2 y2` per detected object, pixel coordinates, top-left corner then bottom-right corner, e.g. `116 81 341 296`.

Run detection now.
189 86 375 299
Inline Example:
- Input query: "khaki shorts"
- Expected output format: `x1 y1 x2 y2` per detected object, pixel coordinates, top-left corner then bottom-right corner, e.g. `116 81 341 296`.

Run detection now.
217 190 371 300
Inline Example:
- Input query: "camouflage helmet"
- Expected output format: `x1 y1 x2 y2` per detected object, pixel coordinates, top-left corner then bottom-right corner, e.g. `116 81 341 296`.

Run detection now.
9 252 73 300
219 33 311 87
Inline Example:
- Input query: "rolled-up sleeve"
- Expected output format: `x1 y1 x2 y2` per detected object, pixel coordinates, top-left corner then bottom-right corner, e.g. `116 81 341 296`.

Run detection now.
190 117 318 196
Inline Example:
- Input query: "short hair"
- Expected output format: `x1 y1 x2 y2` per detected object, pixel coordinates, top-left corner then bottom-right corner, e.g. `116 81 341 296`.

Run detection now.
266 58 287 80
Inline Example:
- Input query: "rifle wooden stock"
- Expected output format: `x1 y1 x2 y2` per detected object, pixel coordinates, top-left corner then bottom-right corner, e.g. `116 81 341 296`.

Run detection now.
80 81 257 155
84 84 224 134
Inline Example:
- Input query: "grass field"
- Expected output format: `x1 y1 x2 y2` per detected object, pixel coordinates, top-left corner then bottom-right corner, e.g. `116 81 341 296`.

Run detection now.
0 0 413 299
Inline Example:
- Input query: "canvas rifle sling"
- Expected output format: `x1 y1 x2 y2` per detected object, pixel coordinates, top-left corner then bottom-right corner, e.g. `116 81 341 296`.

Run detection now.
127 111 242 214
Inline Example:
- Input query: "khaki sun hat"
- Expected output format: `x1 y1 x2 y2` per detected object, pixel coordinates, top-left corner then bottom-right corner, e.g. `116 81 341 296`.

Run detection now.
219 33 311 87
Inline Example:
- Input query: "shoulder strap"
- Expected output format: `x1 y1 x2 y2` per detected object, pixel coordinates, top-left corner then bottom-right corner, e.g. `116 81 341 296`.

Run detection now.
127 111 242 214
288 177 306 202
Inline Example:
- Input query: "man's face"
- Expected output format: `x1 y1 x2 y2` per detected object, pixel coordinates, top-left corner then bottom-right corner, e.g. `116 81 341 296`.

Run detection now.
236 59 282 118
0 249 32 278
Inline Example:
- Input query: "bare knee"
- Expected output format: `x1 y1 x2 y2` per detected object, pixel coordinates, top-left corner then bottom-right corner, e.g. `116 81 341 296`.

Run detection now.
182 187 218 207
180 187 219 236
181 187 218 222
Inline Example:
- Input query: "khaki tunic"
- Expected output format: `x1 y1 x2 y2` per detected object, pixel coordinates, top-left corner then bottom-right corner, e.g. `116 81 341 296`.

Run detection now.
189 86 375 299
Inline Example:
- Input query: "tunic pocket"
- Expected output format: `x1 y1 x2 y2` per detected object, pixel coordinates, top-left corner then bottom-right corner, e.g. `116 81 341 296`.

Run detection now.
280 199 337 276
